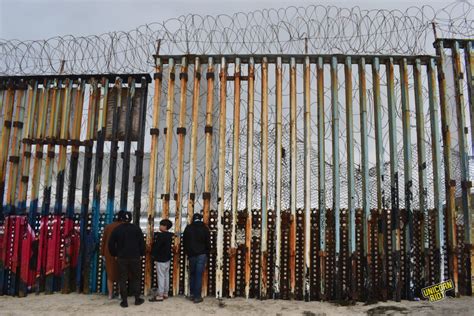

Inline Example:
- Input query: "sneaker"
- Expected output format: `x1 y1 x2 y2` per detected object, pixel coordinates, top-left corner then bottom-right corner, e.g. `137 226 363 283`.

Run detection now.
193 297 203 304
149 296 163 302
163 295 169 300
135 298 145 306
186 295 195 301
120 301 128 308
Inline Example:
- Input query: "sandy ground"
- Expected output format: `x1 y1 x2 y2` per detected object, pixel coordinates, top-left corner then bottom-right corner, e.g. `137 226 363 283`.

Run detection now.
0 293 473 316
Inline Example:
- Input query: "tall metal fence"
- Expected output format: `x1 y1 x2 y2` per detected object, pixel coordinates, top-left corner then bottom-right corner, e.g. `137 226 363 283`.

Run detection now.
0 1 473 303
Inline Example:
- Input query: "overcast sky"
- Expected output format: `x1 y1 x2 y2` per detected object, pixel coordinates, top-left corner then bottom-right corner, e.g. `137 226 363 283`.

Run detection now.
0 0 456 40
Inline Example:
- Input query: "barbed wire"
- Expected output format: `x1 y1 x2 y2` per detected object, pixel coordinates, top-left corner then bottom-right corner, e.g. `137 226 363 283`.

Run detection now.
0 1 473 75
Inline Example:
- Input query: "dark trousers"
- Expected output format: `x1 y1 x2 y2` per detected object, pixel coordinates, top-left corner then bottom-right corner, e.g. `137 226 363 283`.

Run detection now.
117 257 141 301
189 254 207 299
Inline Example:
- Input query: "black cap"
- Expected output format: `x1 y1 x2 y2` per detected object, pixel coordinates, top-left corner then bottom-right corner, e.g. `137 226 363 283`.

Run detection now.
192 213 203 222
117 210 127 221
117 210 132 222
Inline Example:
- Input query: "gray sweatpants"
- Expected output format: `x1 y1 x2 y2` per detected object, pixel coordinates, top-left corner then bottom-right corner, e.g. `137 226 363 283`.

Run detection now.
154 261 170 296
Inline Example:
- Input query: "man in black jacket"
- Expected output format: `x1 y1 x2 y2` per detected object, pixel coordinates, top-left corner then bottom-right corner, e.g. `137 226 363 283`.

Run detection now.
108 211 145 308
183 213 210 303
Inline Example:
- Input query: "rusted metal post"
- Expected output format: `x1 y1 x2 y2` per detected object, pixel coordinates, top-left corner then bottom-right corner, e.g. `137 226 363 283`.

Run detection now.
359 58 371 300
96 78 118 288
6 83 28 214
188 59 205 295
132 77 148 225
0 82 15 220
17 80 38 216
372 57 387 300
452 41 473 294
260 57 269 299
36 80 61 292
427 57 444 284
435 40 458 296
118 77 134 213
303 56 311 301
465 42 474 157
0 82 9 295
4 82 27 296
0 84 4 117
414 58 428 295
162 58 175 219
174 57 189 296
229 57 241 298
187 57 200 223
464 40 474 294
330 56 340 299
90 78 109 293
104 77 122 286
344 57 356 300
274 56 283 299
289 57 297 298
63 80 85 294
18 81 39 222
386 58 401 301
245 57 255 299
400 58 414 300
49 79 73 292
146 58 163 296
103 77 121 293
372 58 385 210
18 81 40 297
317 57 326 299
4 86 26 215
202 57 215 297
27 81 48 227
77 79 98 293
201 57 214 296
215 57 227 299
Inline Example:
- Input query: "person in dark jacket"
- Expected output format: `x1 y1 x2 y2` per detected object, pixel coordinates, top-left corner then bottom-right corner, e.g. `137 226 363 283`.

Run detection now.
183 213 210 303
149 219 174 302
108 211 145 308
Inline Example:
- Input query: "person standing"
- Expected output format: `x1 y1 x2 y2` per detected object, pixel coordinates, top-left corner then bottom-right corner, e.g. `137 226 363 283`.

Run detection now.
183 213 210 304
100 210 126 299
108 211 145 308
149 219 174 302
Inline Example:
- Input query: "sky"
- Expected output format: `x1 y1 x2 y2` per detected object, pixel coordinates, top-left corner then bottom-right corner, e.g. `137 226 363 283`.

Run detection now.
0 0 456 40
